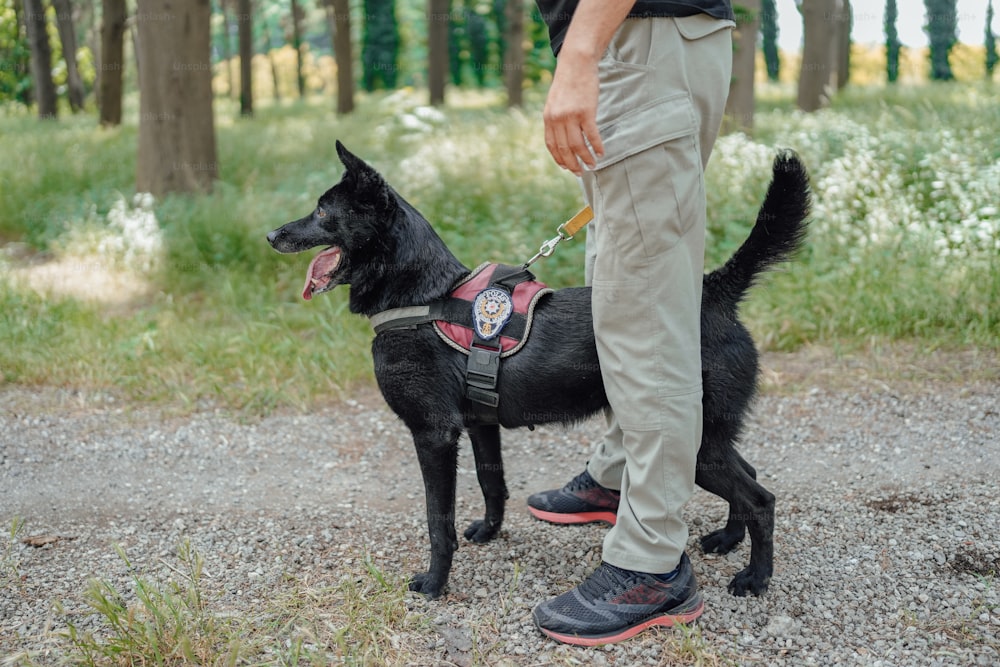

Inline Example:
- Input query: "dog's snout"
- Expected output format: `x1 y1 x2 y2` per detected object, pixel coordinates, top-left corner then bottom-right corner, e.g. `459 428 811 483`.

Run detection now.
266 229 281 246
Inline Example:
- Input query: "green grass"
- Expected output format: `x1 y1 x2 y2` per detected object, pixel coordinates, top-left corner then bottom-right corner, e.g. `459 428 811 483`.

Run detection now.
1 84 998 411
46 542 431 666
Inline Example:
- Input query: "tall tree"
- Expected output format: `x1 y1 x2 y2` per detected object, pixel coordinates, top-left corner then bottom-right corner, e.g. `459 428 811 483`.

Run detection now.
218 0 236 99
52 0 85 111
885 0 901 83
324 0 355 113
466 4 488 86
835 0 851 90
797 0 836 112
362 0 399 90
924 0 957 81
290 0 305 97
760 0 780 82
267 23 282 100
1 0 33 106
24 0 58 118
135 0 217 196
726 1 760 133
237 0 252 115
504 0 525 108
99 0 125 125
987 0 997 80
448 4 464 86
428 0 449 105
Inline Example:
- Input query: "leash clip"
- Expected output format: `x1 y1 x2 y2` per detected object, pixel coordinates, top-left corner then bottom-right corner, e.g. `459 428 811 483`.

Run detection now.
522 207 594 269
524 233 565 268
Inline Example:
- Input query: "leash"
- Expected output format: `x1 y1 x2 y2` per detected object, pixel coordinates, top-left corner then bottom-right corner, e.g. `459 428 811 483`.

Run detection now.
523 206 594 268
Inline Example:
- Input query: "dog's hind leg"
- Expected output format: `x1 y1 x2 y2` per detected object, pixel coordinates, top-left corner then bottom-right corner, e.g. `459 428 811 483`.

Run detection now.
464 424 508 543
696 442 774 596
409 429 461 599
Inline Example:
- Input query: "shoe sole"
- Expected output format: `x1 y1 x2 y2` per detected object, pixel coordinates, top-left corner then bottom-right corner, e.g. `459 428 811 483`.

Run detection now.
537 595 704 647
527 506 618 526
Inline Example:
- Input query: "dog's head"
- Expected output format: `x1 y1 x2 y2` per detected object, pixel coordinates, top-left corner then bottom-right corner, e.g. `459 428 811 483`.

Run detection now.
266 141 396 300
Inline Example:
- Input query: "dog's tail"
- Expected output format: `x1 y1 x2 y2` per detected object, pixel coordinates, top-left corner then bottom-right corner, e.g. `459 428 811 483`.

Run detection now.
704 150 811 312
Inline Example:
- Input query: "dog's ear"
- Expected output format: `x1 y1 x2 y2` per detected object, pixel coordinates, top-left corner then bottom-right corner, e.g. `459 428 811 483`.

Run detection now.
336 140 368 173
336 140 393 211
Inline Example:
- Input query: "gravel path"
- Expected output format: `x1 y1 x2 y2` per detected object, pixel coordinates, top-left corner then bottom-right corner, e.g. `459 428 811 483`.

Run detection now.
2 349 998 665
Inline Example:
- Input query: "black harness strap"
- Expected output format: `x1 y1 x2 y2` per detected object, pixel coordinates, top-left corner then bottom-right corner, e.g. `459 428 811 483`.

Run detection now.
369 264 541 425
462 265 538 423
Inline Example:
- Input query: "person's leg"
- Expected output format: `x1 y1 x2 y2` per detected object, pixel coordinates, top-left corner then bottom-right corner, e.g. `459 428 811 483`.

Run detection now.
532 14 732 511
534 15 733 645
590 13 732 575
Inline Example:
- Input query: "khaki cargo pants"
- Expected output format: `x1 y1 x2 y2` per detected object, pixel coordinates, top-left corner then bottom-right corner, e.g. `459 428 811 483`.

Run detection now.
580 15 734 574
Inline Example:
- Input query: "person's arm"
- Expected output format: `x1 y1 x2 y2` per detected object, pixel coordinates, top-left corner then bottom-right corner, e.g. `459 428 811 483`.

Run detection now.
543 0 636 175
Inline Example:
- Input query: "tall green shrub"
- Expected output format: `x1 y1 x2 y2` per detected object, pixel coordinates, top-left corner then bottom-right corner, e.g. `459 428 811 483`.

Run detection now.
761 0 780 82
885 0 901 83
363 0 400 90
924 0 957 81
987 0 998 79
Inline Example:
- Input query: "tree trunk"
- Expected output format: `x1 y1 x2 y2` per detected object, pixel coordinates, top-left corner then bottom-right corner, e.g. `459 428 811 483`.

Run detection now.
269 24 282 99
52 0 86 112
290 0 305 97
219 0 236 98
428 0 450 106
325 0 355 114
503 0 524 108
135 0 218 196
797 0 837 112
835 0 851 90
99 0 125 126
725 0 760 133
238 0 253 115
24 0 59 118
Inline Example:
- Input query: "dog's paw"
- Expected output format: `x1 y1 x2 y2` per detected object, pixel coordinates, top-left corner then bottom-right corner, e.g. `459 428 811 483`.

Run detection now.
408 572 445 599
700 527 745 555
727 568 770 597
463 519 500 544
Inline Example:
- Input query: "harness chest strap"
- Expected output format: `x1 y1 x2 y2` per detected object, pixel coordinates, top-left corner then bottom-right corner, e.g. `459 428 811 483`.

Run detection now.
366 209 593 422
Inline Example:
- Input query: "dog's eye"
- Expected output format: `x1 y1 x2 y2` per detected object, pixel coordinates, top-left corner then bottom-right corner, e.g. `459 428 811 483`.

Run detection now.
316 207 327 218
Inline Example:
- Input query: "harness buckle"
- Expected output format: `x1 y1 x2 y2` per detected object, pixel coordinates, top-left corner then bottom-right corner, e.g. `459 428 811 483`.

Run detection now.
466 343 501 409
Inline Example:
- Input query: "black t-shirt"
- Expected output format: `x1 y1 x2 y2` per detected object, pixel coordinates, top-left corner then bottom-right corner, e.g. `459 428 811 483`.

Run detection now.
536 0 735 55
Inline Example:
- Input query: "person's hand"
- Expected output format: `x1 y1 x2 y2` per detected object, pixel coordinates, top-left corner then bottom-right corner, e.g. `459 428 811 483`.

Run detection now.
542 53 604 176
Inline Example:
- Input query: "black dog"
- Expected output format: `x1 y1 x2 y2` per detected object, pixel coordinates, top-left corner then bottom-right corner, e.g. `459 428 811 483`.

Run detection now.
267 141 810 600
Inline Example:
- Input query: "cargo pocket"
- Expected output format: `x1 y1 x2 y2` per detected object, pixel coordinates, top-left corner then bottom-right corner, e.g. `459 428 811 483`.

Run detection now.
674 14 736 41
593 92 697 172
594 133 704 264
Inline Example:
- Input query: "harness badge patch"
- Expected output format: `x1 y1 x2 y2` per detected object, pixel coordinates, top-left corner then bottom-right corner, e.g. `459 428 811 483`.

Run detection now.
472 287 513 340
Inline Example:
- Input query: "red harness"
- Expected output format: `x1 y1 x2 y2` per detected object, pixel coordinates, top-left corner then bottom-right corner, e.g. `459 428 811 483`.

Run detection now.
433 263 552 357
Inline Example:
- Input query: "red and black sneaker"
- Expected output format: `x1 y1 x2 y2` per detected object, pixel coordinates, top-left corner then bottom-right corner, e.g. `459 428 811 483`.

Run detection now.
533 553 703 646
526 469 620 525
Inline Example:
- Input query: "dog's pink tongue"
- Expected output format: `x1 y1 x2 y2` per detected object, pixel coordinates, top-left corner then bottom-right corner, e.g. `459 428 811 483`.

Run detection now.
301 247 341 301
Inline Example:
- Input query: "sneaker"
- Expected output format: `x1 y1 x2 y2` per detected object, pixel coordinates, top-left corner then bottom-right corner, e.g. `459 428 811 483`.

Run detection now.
533 553 703 646
526 470 620 525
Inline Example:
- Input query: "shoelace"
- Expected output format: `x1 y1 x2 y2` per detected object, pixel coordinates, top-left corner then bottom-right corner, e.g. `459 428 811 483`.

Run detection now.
564 470 599 493
577 563 649 601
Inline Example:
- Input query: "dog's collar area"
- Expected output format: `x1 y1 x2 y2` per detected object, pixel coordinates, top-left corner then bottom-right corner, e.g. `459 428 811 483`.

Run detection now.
367 263 540 339
369 304 437 332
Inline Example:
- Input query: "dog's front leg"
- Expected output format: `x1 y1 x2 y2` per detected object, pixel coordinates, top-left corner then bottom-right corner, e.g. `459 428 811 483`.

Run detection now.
409 432 460 599
464 424 508 543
